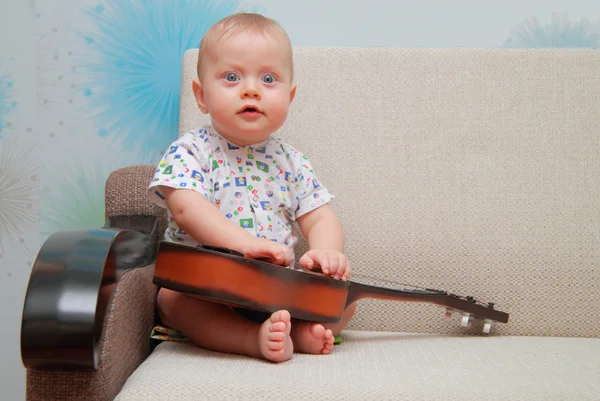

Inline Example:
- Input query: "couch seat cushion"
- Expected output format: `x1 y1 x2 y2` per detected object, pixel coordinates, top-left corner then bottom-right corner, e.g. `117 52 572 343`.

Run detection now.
116 330 600 400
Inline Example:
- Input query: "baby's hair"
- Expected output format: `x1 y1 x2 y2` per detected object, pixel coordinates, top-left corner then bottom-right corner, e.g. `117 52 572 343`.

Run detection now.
197 13 293 80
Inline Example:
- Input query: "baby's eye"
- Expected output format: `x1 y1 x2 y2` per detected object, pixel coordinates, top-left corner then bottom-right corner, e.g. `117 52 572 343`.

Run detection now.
262 74 276 84
225 73 239 82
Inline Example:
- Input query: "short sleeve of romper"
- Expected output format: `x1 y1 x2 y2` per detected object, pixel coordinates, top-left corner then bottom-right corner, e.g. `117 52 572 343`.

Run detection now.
283 143 335 219
147 131 213 208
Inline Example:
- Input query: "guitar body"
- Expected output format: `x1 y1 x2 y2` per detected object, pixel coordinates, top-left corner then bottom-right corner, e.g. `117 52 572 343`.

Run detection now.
154 242 350 323
154 242 509 326
20 215 158 369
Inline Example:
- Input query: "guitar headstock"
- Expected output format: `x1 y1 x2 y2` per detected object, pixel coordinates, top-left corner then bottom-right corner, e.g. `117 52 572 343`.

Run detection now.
424 288 509 333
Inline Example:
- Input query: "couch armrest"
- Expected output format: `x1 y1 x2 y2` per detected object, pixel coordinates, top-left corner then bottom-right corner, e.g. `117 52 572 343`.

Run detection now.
105 165 167 247
26 263 158 401
24 165 164 400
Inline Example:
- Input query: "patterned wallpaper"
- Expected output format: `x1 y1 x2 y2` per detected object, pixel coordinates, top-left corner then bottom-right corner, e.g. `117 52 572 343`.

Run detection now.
504 13 600 47
0 0 598 398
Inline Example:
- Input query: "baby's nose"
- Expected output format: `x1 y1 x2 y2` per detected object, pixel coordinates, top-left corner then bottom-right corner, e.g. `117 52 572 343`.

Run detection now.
243 89 260 98
242 84 261 99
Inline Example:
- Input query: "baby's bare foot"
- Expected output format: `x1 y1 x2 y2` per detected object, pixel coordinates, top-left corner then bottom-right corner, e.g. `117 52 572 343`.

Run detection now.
291 321 334 355
258 310 293 362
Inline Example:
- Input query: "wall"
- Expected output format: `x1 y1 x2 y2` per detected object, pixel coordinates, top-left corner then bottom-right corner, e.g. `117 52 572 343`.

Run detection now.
1 0 598 398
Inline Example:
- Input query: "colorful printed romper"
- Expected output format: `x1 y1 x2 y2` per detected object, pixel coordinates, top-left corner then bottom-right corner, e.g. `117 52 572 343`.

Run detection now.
147 126 342 344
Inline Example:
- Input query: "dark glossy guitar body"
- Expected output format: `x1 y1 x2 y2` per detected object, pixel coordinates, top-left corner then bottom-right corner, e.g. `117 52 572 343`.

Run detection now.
20 215 158 370
154 242 509 326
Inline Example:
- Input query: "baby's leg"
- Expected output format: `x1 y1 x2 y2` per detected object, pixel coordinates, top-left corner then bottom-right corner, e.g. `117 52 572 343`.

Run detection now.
323 302 357 336
157 288 293 362
291 302 357 355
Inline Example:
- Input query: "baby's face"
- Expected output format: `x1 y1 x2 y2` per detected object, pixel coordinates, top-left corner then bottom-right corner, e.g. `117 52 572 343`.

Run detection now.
195 31 296 146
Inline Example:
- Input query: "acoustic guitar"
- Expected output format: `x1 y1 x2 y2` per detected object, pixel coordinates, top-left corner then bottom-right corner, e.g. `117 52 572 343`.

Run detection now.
20 215 158 369
20 215 509 370
153 242 509 333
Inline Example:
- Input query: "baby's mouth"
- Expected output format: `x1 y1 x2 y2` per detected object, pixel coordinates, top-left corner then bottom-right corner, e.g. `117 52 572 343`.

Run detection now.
238 105 263 115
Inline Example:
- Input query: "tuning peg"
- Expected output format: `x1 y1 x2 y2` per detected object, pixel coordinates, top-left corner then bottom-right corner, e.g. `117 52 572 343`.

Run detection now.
461 313 470 327
482 320 492 334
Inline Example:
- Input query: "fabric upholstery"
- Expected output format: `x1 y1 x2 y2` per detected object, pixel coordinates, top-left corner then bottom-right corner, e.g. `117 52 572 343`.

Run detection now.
179 48 600 338
115 330 600 400
105 165 168 248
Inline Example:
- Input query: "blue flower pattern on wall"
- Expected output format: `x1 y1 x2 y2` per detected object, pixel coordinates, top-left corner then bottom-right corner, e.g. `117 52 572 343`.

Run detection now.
505 13 600 48
77 0 252 156
0 70 16 138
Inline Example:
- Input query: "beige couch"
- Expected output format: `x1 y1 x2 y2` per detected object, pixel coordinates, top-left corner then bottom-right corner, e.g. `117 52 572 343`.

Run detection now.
25 48 600 400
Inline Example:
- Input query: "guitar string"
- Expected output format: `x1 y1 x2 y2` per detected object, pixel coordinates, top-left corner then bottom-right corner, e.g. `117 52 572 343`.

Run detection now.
291 261 493 306
245 251 492 306
289 262 430 291
246 252 427 290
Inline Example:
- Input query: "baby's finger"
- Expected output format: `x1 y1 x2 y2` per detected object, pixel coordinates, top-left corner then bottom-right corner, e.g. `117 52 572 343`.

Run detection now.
341 259 351 281
315 253 330 275
273 246 293 267
327 253 341 279
299 253 320 270
248 244 286 266
284 248 293 266
299 254 312 269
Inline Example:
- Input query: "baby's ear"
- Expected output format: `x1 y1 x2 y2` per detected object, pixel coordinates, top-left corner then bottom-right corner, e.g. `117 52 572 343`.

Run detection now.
289 83 297 103
192 79 209 114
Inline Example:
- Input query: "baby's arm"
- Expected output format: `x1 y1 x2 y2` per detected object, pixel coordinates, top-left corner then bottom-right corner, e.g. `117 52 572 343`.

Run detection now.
297 204 350 280
162 186 292 266
297 204 344 252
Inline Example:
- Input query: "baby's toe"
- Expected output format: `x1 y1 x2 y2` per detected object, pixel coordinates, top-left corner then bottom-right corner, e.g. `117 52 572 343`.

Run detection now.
270 310 291 324
269 321 287 333
267 340 285 351
310 323 326 338
268 331 286 342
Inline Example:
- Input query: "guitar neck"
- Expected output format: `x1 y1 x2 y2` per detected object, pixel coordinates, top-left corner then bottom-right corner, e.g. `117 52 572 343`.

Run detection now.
346 281 509 323
347 281 446 306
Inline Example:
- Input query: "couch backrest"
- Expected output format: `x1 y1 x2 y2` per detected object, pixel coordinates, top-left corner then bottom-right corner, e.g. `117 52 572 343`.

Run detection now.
178 48 600 338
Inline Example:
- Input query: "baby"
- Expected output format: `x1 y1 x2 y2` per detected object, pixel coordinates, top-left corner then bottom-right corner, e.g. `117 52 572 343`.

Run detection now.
147 13 356 363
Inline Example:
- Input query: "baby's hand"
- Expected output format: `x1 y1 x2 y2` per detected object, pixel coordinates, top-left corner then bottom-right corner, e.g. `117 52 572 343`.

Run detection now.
299 249 351 281
242 238 293 267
